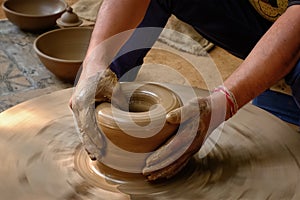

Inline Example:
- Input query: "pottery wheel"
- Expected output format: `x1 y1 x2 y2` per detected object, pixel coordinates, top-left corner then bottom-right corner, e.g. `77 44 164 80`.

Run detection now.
1 83 300 200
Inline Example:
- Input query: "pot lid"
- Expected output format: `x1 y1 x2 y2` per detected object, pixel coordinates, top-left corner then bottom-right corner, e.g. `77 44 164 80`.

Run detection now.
56 7 83 28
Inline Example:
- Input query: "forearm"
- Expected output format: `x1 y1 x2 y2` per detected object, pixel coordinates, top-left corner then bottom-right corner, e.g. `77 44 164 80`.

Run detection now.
224 5 300 114
83 0 150 72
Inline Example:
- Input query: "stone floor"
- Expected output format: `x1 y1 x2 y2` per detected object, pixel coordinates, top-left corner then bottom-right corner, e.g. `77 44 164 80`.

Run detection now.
0 0 75 112
0 20 71 112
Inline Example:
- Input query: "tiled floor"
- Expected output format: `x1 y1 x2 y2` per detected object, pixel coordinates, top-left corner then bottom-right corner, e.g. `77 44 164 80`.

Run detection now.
0 0 82 112
0 20 71 112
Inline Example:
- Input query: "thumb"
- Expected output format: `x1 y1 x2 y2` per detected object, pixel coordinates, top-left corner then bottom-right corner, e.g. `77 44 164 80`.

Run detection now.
166 104 198 124
111 83 128 110
68 97 73 110
166 107 183 124
166 97 209 124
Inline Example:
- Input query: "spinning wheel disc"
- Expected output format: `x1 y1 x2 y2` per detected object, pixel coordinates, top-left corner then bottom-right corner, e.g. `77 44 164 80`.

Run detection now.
0 84 300 200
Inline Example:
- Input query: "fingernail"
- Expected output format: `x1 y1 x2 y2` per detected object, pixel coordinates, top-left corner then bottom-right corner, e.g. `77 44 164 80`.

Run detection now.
142 167 151 174
145 154 159 167
143 165 159 174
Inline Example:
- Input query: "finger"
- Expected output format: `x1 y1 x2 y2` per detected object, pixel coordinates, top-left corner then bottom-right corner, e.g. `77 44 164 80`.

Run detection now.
166 98 204 124
144 119 199 173
143 133 204 181
143 143 184 174
68 97 73 110
94 68 117 102
165 107 182 124
144 152 191 181
110 83 128 110
71 73 107 160
166 105 197 124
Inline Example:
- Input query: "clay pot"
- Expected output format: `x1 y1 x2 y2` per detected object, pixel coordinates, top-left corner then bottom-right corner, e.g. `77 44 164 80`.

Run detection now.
95 82 182 173
96 83 181 152
33 27 93 83
2 0 67 32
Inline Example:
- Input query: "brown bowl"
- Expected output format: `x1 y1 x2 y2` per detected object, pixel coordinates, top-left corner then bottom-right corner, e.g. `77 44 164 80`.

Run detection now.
2 0 67 32
95 82 182 173
33 27 93 83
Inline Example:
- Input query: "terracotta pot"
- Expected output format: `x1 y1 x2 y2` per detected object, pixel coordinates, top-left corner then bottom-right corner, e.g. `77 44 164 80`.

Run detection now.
2 0 67 32
95 82 182 173
33 27 93 83
96 82 182 153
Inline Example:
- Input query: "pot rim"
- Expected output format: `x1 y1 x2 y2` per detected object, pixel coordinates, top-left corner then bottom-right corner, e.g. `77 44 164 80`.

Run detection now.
2 0 67 18
33 27 93 63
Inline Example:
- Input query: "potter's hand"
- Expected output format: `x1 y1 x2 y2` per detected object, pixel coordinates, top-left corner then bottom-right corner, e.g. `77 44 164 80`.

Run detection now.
70 68 127 161
143 97 212 181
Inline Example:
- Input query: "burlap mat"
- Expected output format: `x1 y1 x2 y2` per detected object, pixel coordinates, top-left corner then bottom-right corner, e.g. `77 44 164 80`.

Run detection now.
72 0 214 56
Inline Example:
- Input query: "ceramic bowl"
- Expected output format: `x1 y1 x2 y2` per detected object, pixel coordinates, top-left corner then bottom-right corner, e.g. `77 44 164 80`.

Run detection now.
33 27 93 83
95 82 182 173
2 0 67 32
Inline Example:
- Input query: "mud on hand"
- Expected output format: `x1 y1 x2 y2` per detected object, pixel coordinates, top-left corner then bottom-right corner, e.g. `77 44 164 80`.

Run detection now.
70 68 127 161
142 97 212 181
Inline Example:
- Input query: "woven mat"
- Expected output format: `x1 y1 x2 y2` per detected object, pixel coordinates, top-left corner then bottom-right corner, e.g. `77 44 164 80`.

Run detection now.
0 20 71 112
72 0 214 56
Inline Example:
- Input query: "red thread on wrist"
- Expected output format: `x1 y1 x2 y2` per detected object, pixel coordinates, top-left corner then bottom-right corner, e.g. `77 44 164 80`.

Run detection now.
213 86 238 118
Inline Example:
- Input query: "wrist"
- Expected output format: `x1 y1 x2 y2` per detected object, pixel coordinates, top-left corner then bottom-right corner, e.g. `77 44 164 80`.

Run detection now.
212 85 238 120
83 45 112 73
81 58 108 77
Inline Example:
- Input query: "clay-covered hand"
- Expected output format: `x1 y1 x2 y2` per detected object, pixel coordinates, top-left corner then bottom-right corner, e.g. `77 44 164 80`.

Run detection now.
142 97 213 181
70 68 127 161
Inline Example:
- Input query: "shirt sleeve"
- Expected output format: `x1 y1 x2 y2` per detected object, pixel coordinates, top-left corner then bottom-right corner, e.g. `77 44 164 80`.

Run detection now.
288 0 300 6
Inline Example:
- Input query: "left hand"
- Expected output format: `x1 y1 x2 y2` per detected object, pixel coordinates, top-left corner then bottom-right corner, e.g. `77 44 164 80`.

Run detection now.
70 68 127 161
142 97 213 181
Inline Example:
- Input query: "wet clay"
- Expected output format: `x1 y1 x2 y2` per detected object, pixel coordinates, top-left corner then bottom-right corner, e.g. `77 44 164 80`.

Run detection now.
96 83 181 153
95 82 182 174
1 84 300 199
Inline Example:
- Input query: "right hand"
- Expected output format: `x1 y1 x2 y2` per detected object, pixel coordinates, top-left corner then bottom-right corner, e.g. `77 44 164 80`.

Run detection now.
143 92 228 181
142 97 212 180
70 68 127 161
